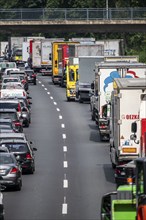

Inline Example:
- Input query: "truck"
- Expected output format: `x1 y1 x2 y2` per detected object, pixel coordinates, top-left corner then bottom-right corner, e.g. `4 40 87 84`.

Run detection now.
93 59 145 141
0 41 8 57
95 39 125 56
52 41 78 85
7 37 24 66
31 39 42 72
75 44 104 57
76 56 104 103
66 57 79 101
100 157 146 220
40 38 64 76
110 78 146 168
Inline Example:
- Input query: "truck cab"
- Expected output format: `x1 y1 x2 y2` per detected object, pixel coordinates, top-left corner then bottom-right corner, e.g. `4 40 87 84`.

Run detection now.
66 58 79 101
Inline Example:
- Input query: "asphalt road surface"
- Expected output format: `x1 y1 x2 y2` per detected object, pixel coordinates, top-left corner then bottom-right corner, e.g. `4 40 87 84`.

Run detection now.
3 75 116 220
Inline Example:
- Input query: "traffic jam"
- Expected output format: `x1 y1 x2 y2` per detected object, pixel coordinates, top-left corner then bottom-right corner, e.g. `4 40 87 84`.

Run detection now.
0 36 146 220
0 58 37 219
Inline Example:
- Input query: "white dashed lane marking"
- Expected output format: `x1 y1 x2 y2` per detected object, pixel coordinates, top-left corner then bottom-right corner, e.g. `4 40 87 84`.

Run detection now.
61 124 65 128
62 197 68 214
53 102 57 105
63 161 68 168
63 146 67 152
47 92 50 95
59 115 63 119
56 108 60 111
42 84 44 87
50 96 53 99
44 88 47 90
62 134 66 139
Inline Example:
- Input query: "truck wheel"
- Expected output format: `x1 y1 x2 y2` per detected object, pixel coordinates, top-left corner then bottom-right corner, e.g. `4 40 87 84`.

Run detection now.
67 97 70 102
79 95 83 103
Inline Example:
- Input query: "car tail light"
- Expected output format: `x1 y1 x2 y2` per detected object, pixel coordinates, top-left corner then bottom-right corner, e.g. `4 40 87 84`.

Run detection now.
14 121 22 127
115 169 121 175
10 167 19 174
23 91 26 97
17 104 21 112
32 74 36 78
22 79 26 84
26 153 32 159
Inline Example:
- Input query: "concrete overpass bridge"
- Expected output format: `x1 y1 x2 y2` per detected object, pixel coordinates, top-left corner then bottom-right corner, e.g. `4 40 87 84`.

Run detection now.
0 8 146 34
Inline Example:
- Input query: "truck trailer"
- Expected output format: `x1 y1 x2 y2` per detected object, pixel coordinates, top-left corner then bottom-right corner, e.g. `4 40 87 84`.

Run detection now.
110 78 146 168
93 59 145 141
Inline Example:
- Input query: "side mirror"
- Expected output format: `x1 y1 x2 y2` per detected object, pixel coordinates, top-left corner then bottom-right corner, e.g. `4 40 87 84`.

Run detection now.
131 122 137 133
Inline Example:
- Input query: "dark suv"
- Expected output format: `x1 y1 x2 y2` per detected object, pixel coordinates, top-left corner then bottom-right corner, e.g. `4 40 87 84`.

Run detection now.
0 139 37 174
25 69 36 85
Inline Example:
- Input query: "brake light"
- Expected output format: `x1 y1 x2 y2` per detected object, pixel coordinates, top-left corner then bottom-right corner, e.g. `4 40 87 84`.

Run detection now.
23 91 26 97
100 125 106 129
22 80 26 84
32 74 36 78
14 121 21 126
17 104 21 112
10 167 19 173
26 153 32 159
115 169 121 175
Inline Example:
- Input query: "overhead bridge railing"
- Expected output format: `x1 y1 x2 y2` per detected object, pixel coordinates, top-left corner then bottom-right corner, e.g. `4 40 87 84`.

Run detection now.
0 8 146 21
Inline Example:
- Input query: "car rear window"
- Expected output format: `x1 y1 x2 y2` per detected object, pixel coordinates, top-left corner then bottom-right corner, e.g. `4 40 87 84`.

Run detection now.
0 103 18 110
0 112 18 121
0 154 14 164
3 143 28 152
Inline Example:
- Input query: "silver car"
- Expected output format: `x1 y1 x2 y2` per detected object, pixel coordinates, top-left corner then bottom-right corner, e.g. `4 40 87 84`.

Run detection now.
0 152 22 191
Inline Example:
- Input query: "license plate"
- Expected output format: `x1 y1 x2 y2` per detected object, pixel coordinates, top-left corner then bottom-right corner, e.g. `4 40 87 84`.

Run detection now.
122 148 137 153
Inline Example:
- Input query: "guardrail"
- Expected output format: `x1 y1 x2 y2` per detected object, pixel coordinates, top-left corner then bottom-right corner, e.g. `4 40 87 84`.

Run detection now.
0 8 146 21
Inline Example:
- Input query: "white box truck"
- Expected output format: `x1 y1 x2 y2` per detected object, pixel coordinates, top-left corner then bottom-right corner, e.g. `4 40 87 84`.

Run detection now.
93 60 146 141
110 78 146 168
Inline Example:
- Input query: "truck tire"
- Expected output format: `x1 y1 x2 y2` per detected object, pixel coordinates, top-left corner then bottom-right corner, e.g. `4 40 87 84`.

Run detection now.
79 95 83 103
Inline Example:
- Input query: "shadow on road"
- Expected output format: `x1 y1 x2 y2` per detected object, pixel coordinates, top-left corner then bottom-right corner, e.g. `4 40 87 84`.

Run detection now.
103 164 115 184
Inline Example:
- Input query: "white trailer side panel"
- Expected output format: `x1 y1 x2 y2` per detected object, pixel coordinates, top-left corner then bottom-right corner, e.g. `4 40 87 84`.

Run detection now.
75 45 104 57
32 41 41 67
22 42 29 62
41 41 52 66
98 67 146 117
0 42 8 56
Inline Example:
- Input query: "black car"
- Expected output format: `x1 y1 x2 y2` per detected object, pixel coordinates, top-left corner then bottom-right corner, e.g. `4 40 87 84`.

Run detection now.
25 69 36 85
0 139 37 174
115 160 136 187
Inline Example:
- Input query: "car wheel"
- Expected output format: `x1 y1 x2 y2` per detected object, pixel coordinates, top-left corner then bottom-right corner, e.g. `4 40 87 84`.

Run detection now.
15 180 22 191
34 81 36 85
29 165 35 174
25 121 29 128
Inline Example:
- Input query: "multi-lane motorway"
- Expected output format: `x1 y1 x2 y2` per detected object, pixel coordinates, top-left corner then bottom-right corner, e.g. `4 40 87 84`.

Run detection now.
3 75 116 220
